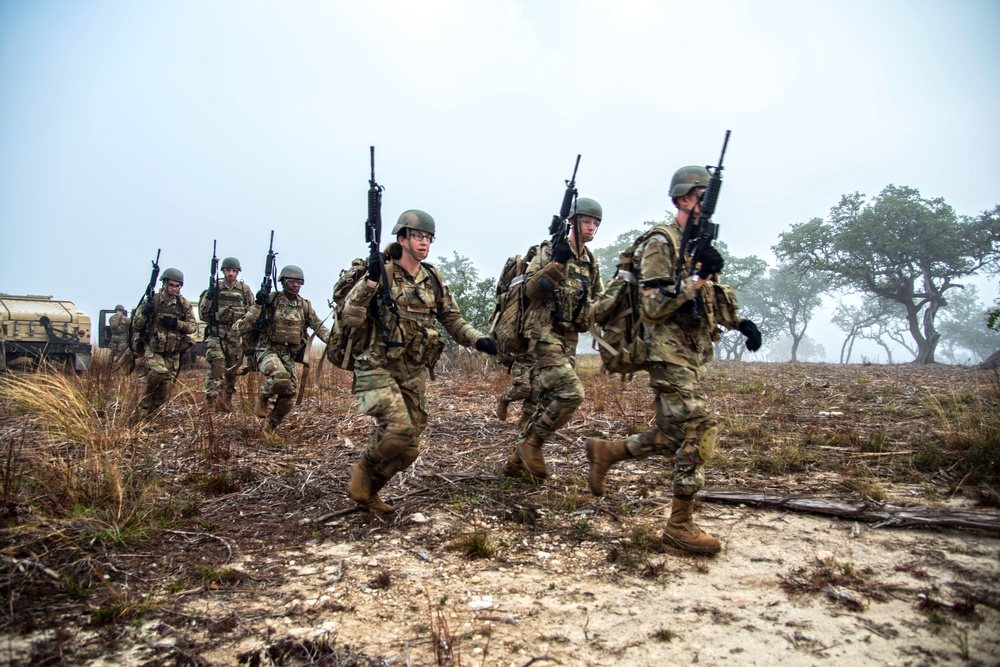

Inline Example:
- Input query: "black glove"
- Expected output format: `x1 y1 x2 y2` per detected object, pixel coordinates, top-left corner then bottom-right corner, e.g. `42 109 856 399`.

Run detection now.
255 289 268 305
551 237 572 264
475 337 498 355
142 299 155 316
206 287 218 301
738 319 762 351
696 246 724 280
160 315 178 330
367 248 383 283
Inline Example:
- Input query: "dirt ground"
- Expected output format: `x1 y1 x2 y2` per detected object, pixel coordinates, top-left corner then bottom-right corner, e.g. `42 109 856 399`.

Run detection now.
1 358 998 666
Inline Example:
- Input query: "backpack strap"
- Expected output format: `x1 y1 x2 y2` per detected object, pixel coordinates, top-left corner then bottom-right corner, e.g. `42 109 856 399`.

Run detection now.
419 261 446 314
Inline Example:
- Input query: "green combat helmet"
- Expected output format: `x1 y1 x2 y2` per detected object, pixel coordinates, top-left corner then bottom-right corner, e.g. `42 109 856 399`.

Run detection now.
115 304 125 312
570 197 602 221
669 165 712 198
221 257 241 271
161 268 184 285
392 209 436 237
278 265 305 284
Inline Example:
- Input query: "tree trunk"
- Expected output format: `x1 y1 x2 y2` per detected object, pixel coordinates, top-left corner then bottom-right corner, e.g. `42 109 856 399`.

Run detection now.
980 349 1000 370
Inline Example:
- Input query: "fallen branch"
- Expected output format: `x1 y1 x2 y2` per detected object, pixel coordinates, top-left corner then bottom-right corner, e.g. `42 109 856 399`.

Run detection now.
163 530 234 564
697 489 1000 534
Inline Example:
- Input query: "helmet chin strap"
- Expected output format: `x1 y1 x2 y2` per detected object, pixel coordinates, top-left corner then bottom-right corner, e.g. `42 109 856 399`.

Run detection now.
403 244 422 261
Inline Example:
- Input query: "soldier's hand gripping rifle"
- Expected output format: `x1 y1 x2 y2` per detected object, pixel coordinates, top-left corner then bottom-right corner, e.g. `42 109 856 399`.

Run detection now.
129 249 161 356
255 231 277 333
365 146 404 348
548 154 581 259
675 130 731 318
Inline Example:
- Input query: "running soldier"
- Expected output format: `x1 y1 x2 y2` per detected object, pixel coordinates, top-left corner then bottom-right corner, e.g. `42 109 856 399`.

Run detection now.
585 165 762 554
344 210 498 512
199 257 253 412
504 197 604 481
239 265 330 435
495 358 538 429
130 269 198 415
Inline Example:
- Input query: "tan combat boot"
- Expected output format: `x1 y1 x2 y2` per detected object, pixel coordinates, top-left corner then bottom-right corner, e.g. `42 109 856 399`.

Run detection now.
253 393 270 418
495 395 510 421
585 438 631 497
502 447 525 477
367 472 395 513
663 498 721 554
516 433 548 481
348 457 393 513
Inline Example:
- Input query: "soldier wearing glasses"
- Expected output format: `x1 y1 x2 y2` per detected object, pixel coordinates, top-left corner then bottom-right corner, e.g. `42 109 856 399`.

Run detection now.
343 210 498 512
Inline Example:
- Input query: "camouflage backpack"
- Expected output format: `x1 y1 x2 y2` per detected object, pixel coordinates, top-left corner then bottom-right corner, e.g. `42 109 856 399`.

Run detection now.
488 245 538 364
591 227 674 375
326 258 379 372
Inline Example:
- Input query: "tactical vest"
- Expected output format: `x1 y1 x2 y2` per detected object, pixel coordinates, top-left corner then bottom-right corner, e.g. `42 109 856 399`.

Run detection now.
268 294 307 345
216 283 251 325
148 293 194 354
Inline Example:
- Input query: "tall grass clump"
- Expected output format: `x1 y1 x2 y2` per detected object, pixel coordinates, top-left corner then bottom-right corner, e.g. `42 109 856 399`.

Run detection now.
920 382 1000 485
0 364 158 525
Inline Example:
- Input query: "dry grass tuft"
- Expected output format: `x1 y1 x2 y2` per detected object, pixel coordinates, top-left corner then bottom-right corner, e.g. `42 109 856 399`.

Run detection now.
0 365 157 523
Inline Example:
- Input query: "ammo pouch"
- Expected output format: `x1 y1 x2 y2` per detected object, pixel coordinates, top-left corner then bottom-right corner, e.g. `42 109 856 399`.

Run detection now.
401 324 445 370
553 278 590 333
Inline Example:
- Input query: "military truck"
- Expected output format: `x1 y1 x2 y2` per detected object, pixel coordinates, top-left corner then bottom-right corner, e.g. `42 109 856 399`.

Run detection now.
0 294 93 371
97 305 209 366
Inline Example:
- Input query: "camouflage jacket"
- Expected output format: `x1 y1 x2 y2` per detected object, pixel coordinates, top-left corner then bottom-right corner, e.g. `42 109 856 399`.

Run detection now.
341 260 482 369
109 312 129 336
199 281 254 334
523 239 604 350
242 291 330 351
131 290 198 355
636 216 741 363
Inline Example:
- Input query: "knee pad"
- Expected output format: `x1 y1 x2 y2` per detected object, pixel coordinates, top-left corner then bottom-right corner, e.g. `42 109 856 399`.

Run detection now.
271 371 294 396
147 369 171 386
697 425 719 462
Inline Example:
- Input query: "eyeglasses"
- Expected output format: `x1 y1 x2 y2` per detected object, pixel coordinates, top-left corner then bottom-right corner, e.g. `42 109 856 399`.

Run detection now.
408 231 434 243
283 279 304 286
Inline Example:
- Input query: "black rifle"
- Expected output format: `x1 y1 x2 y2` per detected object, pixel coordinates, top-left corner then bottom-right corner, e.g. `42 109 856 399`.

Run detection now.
675 130 731 318
129 249 161 355
365 146 404 348
548 154 581 254
207 240 220 338
255 231 277 334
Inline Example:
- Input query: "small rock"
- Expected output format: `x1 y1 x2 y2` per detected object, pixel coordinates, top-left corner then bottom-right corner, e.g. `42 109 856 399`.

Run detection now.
469 595 494 610
411 513 430 524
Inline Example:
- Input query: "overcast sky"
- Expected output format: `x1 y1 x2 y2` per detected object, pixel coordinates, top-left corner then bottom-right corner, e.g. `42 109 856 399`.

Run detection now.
2 0 998 362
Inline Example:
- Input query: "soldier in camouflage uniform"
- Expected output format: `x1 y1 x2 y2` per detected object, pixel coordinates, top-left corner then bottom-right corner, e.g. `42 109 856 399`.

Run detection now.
495 358 538 429
344 210 498 512
503 197 604 481
199 257 254 412
108 305 129 360
130 268 198 414
586 166 762 554
240 265 330 435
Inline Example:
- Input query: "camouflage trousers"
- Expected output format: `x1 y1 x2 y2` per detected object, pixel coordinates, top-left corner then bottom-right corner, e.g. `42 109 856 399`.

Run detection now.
204 334 241 398
624 361 718 499
522 342 584 444
110 335 128 361
354 360 428 480
255 344 298 426
502 359 539 423
139 349 181 411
